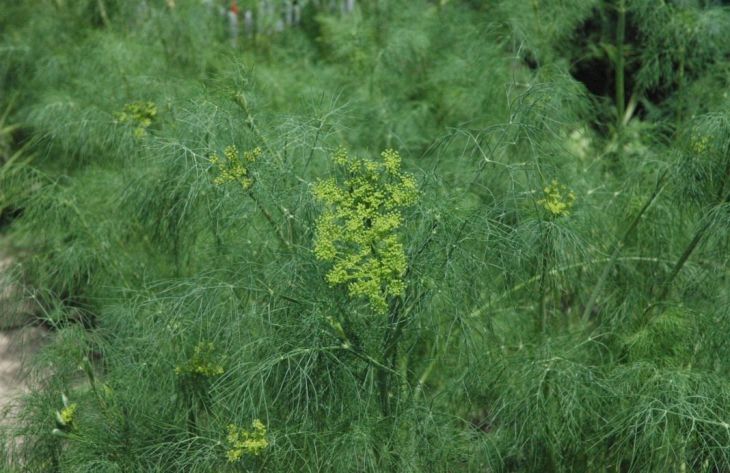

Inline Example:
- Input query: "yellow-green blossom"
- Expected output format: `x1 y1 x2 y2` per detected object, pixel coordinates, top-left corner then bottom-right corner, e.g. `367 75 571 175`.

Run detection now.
55 394 78 431
537 179 576 217
691 134 710 154
313 148 418 314
115 101 157 138
175 341 225 378
210 145 262 190
58 403 77 425
226 419 269 462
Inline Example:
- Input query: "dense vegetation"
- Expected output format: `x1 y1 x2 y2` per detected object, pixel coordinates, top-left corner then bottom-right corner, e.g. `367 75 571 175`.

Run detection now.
1 1 729 471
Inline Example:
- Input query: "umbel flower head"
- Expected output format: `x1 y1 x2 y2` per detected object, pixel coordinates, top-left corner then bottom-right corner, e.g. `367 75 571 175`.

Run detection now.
210 145 262 190
115 101 157 138
175 341 225 378
537 179 576 217
226 419 269 462
313 148 419 314
54 393 77 432
691 134 710 154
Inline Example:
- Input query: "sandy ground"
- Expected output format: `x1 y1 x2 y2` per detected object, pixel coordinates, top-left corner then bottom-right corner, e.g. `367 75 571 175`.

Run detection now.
0 253 48 442
0 326 48 415
0 326 48 464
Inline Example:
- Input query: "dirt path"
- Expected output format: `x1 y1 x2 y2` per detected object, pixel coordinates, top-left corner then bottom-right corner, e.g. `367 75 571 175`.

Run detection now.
0 326 48 415
0 251 48 442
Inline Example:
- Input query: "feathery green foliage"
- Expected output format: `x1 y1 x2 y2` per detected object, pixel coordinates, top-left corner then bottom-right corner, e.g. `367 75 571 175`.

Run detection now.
1 1 729 472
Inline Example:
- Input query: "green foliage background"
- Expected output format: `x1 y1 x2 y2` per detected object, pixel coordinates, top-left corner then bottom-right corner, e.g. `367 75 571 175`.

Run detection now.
1 0 729 471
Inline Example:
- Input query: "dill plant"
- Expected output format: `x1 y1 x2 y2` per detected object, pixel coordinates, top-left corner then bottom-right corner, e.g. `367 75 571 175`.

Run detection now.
1 1 730 472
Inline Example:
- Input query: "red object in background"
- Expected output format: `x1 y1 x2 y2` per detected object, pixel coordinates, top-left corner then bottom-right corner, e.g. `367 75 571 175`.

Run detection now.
230 1 239 15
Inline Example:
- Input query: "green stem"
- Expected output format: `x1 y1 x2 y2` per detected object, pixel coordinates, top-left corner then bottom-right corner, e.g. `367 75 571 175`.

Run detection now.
233 92 293 247
247 191 291 250
405 218 475 402
466 256 670 321
676 48 686 127
642 160 729 323
657 219 711 301
581 171 667 323
413 331 454 403
537 224 550 334
651 163 730 309
97 0 111 28
233 92 284 166
378 301 402 417
531 0 543 38
303 118 324 172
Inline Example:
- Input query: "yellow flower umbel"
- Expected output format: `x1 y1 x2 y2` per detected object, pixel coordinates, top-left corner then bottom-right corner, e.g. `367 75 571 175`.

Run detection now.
210 145 262 190
313 148 419 314
537 179 576 217
54 394 77 432
691 134 710 154
115 101 157 138
175 341 225 378
226 419 269 463
58 404 76 425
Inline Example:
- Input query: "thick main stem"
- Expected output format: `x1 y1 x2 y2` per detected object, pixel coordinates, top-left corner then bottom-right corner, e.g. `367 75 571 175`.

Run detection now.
378 299 403 417
537 227 550 334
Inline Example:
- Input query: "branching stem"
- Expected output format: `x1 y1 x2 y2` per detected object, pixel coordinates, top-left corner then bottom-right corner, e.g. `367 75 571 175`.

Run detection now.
581 171 667 323
644 162 730 321
247 190 291 250
233 92 283 166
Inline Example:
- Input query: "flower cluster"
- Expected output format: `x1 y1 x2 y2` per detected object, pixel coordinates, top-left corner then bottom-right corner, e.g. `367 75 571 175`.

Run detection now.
226 419 269 462
210 145 262 190
175 341 225 378
115 101 157 138
537 179 576 217
313 148 418 314
691 134 710 154
53 394 77 433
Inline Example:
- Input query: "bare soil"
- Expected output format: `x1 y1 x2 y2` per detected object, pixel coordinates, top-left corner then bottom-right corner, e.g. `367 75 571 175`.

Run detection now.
0 326 48 417
0 251 48 449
